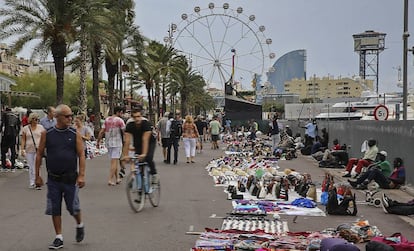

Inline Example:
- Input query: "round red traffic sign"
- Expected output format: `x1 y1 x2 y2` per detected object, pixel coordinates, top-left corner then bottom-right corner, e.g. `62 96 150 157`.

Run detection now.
374 104 389 120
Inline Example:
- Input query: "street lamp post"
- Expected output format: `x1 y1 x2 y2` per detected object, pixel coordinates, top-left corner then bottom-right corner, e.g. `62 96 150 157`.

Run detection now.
164 23 176 114
402 0 409 120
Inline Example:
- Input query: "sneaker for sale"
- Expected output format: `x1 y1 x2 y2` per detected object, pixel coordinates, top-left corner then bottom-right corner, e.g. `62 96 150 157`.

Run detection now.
48 238 63 250
76 226 85 242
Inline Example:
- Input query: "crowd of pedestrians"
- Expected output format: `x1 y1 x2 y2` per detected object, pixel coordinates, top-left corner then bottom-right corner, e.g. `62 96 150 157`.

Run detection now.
1 106 412 249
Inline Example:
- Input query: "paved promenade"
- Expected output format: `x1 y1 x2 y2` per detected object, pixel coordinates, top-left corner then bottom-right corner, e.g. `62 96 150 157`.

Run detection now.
0 140 413 250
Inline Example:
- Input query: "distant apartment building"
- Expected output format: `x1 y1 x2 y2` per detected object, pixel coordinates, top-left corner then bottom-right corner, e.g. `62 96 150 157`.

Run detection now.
0 43 95 77
284 76 374 100
0 43 32 76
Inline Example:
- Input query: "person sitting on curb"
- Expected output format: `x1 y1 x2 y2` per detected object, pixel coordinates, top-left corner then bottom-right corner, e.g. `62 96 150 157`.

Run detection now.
322 139 341 159
349 157 405 190
343 138 378 178
347 151 390 189
382 193 414 215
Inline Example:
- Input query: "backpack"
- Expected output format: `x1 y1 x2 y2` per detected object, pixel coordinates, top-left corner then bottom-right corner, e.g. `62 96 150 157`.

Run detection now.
3 112 19 136
326 187 358 216
170 120 182 138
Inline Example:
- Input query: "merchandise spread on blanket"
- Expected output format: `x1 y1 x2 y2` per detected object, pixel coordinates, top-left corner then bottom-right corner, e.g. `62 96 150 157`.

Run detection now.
191 135 383 251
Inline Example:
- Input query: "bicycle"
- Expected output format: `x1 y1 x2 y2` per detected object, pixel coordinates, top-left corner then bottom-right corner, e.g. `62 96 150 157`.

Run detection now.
124 157 161 212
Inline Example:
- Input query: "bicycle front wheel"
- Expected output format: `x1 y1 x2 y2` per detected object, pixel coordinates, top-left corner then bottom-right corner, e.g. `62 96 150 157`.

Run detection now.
126 172 145 212
148 176 161 207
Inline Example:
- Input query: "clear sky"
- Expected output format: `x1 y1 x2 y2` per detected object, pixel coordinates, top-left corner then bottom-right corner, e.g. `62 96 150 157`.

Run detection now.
134 0 414 93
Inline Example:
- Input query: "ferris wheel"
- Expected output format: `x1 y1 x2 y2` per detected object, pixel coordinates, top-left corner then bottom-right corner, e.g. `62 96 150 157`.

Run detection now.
165 2 275 90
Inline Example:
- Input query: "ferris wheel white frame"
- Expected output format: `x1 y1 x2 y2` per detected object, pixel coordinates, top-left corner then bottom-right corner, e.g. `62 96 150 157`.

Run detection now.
165 2 275 91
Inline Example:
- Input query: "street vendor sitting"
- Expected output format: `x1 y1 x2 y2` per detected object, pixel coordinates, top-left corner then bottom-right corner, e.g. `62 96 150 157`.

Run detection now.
343 138 378 178
349 157 405 189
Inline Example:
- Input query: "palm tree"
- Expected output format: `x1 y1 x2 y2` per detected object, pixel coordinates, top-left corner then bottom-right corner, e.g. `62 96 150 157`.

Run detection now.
71 0 119 114
171 57 207 116
145 41 178 118
0 0 77 105
104 0 135 115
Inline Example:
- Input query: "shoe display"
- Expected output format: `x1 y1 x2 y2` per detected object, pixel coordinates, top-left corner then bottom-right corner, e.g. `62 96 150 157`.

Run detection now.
48 238 63 250
76 226 85 242
342 173 351 178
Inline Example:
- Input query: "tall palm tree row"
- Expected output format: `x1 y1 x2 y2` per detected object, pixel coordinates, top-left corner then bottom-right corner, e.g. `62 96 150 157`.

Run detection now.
0 0 215 122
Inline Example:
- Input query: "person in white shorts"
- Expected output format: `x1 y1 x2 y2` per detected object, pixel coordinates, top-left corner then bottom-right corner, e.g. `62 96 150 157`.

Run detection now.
96 106 125 186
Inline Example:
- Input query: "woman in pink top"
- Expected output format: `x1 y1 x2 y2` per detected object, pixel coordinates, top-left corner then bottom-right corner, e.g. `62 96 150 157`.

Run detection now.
182 115 199 163
20 113 45 189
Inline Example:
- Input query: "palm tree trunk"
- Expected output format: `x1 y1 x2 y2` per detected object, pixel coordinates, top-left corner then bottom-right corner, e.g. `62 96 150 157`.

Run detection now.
162 82 166 115
181 92 188 116
51 41 67 105
92 43 102 133
146 81 153 123
78 37 88 113
105 57 118 115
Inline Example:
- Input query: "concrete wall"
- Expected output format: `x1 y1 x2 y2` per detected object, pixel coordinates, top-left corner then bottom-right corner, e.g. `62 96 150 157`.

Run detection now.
287 120 414 186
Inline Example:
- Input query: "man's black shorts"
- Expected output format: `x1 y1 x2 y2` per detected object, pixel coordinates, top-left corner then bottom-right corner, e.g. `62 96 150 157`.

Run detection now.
161 138 171 147
211 134 219 142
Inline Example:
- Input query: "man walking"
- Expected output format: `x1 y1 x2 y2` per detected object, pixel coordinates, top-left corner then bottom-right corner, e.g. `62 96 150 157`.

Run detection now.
35 104 86 249
1 107 21 172
40 106 57 130
167 113 182 165
157 112 171 163
96 106 125 185
209 115 222 150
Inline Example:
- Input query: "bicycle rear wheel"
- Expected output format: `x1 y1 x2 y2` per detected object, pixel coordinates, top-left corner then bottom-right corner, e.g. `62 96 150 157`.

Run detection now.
148 176 161 207
126 172 145 212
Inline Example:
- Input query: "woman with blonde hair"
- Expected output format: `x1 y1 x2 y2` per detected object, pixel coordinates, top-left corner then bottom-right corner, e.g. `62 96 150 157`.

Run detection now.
74 115 92 158
20 112 45 189
182 115 199 163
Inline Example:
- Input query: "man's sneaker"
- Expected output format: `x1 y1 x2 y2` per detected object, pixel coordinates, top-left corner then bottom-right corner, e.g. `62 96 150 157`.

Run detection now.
35 186 42 190
381 200 390 214
348 179 358 188
342 173 351 178
48 238 63 249
76 226 85 242
151 174 159 184
382 193 390 208
28 184 36 189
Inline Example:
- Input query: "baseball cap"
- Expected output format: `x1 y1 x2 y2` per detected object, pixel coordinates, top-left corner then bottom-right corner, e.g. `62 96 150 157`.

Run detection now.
379 151 387 157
